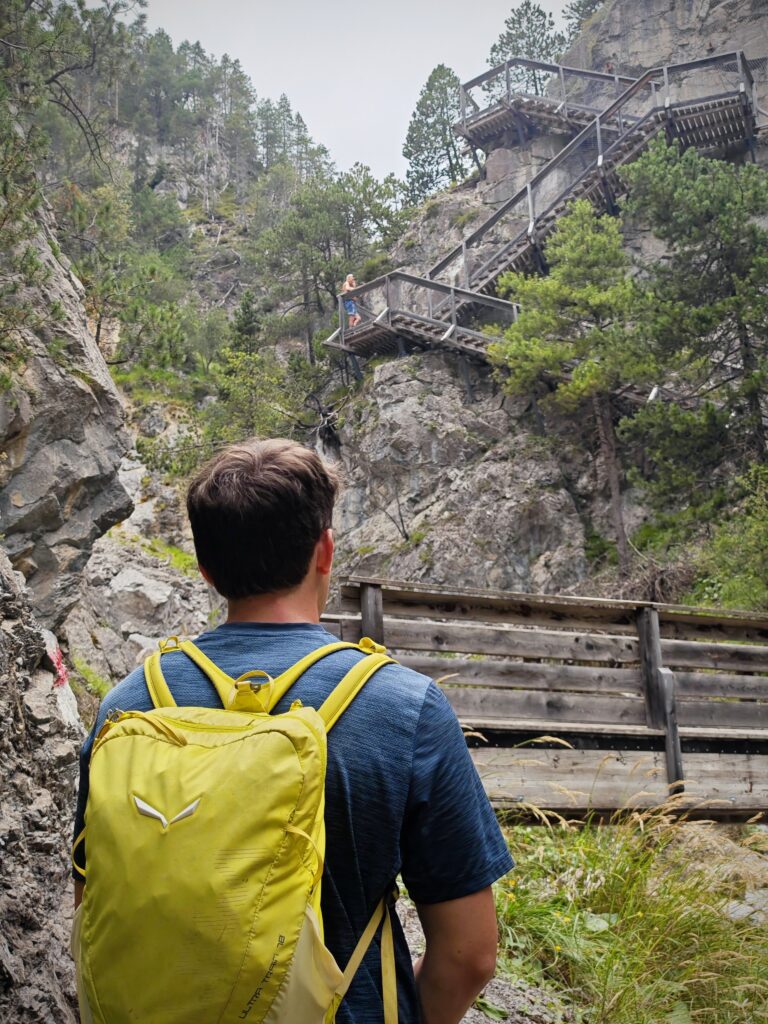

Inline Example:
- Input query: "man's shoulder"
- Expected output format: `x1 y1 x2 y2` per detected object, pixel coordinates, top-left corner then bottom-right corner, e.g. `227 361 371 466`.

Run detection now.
92 664 151 733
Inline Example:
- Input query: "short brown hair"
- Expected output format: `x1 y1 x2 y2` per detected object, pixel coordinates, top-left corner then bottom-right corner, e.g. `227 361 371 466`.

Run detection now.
186 439 339 599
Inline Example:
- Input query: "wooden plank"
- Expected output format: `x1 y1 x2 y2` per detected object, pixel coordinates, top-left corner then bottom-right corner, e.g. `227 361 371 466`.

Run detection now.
442 685 647 727
347 597 642 634
459 717 665 737
471 748 768 814
675 670 768 700
385 618 640 663
400 655 643 694
675 753 768 811
471 747 670 811
661 638 768 672
676 697 768 731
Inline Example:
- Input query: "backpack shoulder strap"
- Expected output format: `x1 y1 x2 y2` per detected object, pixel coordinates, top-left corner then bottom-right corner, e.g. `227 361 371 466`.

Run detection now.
144 649 177 708
317 650 394 731
143 636 386 711
264 636 385 713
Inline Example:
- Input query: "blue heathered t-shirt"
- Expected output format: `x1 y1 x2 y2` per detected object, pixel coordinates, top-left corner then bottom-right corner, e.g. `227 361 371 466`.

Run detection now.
73 623 513 1024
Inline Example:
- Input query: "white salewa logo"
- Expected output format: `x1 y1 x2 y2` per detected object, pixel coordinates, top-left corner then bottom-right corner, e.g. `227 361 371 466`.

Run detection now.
133 795 200 830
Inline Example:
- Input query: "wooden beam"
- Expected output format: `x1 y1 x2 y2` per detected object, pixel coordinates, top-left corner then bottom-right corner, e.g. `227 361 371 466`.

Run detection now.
661 638 768 672
660 668 684 794
400 655 642 695
637 607 665 729
360 583 384 644
383 618 640 663
471 747 768 816
441 685 647 728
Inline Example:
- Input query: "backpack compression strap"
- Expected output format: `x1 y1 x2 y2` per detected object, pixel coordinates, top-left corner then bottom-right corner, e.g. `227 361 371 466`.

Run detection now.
333 889 398 1024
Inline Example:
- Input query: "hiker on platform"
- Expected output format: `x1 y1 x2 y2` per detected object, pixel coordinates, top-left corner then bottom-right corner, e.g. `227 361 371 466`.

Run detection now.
342 272 362 327
72 438 512 1024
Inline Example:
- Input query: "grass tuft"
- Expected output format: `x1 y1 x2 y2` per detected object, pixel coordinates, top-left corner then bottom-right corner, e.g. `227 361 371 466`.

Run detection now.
496 807 768 1023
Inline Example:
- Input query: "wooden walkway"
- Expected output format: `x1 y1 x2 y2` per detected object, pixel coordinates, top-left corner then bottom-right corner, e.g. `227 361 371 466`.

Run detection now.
323 578 768 819
326 51 758 369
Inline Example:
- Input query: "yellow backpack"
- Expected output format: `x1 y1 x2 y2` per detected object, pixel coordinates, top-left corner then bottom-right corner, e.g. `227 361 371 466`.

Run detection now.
71 636 399 1024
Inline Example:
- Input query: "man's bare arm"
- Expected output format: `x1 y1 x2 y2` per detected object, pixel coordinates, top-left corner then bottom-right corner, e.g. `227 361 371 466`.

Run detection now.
75 879 84 909
414 886 498 1024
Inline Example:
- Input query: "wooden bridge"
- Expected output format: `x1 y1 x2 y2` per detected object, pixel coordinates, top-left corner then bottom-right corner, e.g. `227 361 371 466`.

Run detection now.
323 578 768 820
326 51 758 371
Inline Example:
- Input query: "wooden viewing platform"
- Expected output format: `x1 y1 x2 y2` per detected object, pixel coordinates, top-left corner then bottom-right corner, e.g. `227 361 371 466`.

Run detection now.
325 271 518 365
326 52 758 371
455 57 643 150
323 578 768 819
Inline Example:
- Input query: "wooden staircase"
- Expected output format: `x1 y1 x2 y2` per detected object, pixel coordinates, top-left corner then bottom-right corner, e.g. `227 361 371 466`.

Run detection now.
326 51 758 367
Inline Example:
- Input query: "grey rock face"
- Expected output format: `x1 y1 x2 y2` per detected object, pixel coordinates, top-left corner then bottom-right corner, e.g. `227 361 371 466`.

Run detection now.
564 0 768 111
0 207 132 627
334 354 589 594
63 452 214 684
0 549 80 1022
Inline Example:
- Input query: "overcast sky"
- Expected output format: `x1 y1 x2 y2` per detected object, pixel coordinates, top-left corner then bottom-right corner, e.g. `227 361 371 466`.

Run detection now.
142 0 568 179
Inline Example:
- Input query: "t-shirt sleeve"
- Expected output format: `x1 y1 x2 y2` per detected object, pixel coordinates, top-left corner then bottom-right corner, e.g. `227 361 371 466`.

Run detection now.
400 681 513 904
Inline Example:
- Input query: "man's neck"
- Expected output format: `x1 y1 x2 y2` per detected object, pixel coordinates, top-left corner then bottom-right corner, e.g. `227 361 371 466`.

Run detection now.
226 586 321 625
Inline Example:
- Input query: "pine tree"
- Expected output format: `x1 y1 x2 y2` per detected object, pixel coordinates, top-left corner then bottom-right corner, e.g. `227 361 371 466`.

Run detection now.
491 201 646 575
488 2 567 94
563 0 607 45
403 64 469 205
623 140 768 462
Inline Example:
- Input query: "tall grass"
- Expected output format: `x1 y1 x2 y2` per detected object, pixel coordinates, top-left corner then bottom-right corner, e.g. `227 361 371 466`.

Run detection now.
496 809 768 1023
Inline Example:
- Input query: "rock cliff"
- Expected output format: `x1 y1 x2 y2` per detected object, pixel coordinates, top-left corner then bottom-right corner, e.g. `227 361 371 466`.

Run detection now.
333 353 612 595
0 550 79 1022
0 207 132 628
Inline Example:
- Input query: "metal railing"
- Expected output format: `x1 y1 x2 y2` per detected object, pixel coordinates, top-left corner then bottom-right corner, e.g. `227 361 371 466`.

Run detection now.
330 271 519 353
457 56 645 138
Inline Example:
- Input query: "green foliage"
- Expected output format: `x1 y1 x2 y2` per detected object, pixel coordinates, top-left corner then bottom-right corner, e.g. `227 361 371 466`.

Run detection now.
231 290 266 354
498 815 768 1023
563 0 607 44
491 200 646 574
623 140 768 463
488 2 567 93
687 465 768 611
618 402 731 511
584 530 617 566
403 65 470 204
492 201 642 407
72 657 112 700
189 307 230 372
492 203 639 401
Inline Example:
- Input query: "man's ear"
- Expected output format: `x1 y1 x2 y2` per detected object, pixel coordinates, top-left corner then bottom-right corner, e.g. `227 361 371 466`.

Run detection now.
198 564 215 587
315 529 334 576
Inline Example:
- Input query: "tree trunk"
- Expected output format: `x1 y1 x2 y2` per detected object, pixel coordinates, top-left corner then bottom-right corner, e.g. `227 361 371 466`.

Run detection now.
736 317 766 460
593 393 630 576
302 269 314 365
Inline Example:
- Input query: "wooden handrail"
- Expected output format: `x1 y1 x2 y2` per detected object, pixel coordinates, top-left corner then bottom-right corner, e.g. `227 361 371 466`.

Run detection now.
337 575 768 630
